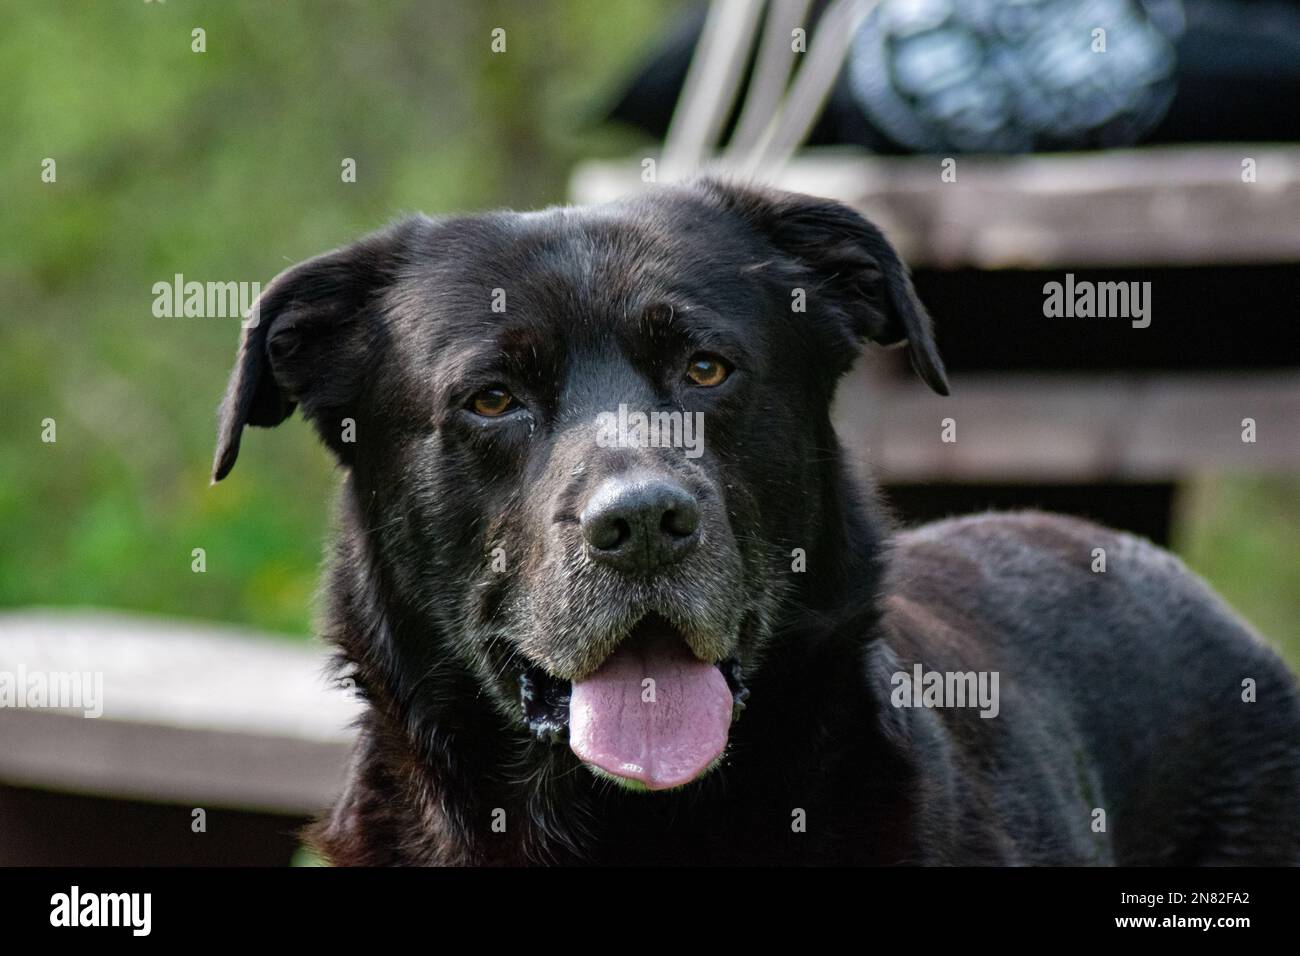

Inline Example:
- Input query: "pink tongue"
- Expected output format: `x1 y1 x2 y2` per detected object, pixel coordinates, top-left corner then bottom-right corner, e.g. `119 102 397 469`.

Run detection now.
569 631 733 791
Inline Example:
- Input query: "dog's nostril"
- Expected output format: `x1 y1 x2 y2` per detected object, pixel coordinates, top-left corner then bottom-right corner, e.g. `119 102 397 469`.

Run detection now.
661 503 698 539
584 512 630 552
606 518 631 550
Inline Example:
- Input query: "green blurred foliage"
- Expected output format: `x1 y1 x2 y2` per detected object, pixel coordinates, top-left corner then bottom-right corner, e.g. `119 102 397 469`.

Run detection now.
1 1 1296 672
1176 475 1300 667
0 0 670 635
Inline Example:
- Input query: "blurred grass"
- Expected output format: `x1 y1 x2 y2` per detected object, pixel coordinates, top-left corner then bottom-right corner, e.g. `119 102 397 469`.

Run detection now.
1175 475 1300 667
0 1 1296 677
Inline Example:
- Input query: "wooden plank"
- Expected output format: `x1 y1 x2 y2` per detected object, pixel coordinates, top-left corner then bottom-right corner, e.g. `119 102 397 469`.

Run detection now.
0 611 360 813
833 368 1300 482
0 709 349 815
571 146 1300 268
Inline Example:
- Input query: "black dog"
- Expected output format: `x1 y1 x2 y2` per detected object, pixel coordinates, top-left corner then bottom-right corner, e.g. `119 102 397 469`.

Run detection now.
213 180 1300 865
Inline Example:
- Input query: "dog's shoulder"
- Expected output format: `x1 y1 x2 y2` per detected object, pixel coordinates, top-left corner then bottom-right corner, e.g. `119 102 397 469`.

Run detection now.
870 510 1300 865
876 508 1291 695
884 509 1219 619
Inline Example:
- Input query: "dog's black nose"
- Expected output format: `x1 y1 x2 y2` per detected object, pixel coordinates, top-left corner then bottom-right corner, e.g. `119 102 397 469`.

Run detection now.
581 475 700 573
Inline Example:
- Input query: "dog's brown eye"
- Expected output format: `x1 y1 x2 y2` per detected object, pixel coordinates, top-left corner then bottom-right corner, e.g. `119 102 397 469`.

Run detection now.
685 354 731 388
469 386 516 417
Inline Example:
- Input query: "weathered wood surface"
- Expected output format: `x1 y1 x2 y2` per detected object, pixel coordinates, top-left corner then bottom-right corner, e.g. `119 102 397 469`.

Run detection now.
834 366 1300 482
571 146 1300 268
0 611 360 814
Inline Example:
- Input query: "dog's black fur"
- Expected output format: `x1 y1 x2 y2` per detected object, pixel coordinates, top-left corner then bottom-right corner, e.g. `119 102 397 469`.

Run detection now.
214 180 1300 865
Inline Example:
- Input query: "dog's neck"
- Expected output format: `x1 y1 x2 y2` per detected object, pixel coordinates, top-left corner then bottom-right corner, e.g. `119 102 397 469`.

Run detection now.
310 465 905 865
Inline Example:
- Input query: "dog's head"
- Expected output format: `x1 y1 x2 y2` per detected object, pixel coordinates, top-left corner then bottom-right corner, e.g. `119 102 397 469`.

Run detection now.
213 180 945 791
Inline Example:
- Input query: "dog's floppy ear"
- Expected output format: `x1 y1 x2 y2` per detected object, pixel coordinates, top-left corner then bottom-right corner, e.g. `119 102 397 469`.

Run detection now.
699 180 948 395
212 220 419 482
